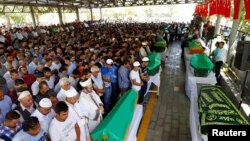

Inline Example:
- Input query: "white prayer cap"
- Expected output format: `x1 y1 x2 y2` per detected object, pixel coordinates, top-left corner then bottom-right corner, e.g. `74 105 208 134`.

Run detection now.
80 78 92 87
133 61 140 67
142 57 149 62
106 59 113 65
65 88 78 98
39 98 52 108
18 90 31 101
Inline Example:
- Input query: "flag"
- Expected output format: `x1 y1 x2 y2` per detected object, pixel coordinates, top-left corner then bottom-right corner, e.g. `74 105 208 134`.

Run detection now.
245 0 250 20
234 0 240 19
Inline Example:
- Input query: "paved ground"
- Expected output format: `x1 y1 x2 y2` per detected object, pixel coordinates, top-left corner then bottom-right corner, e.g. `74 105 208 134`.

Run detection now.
145 41 191 141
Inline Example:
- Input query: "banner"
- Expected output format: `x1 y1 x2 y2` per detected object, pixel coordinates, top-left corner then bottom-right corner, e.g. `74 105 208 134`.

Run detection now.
234 0 240 19
245 0 250 20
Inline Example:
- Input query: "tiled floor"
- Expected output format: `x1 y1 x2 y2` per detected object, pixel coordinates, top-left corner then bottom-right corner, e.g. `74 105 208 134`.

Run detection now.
145 41 191 141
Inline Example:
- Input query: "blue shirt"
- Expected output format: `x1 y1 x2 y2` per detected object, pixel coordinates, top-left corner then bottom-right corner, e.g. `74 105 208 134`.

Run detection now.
118 66 131 89
101 66 112 87
0 95 12 124
111 65 118 83
12 129 47 141
0 122 22 140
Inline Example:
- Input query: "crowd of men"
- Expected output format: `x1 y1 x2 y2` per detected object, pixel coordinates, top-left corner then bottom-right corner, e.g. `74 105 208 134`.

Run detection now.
0 21 168 141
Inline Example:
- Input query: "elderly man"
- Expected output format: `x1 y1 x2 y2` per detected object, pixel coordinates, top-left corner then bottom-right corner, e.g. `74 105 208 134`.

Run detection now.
78 78 104 132
0 89 12 124
14 90 36 122
90 65 105 96
49 101 81 141
31 98 55 133
57 77 77 101
65 88 90 141
12 116 48 141
0 111 22 141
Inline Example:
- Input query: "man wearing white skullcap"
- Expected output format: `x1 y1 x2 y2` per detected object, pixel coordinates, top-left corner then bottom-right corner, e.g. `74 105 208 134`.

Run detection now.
14 90 36 122
31 98 55 133
130 61 143 92
64 88 90 141
77 78 104 133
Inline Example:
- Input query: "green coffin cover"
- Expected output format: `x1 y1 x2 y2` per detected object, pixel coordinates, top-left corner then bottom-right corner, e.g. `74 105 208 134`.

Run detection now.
198 86 249 135
190 54 214 70
188 41 201 48
90 90 138 141
147 53 161 76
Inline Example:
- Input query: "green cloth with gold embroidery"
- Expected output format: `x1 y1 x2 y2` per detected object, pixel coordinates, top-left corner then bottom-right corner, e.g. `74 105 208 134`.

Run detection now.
90 90 138 141
198 86 249 135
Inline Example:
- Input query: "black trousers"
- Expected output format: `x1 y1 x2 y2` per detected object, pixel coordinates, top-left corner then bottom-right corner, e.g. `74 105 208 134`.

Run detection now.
214 61 223 84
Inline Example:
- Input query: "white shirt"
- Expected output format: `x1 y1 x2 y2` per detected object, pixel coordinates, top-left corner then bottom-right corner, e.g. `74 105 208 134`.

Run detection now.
31 109 55 133
49 115 77 141
214 47 227 62
3 71 11 81
91 73 104 90
129 70 142 91
52 62 61 71
57 86 75 101
66 102 90 141
16 103 35 123
139 47 147 57
45 76 55 89
31 81 39 96
78 90 103 132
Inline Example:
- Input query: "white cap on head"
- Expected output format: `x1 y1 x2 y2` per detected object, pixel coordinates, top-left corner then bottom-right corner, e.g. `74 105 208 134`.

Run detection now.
142 57 149 62
106 59 113 65
65 88 78 98
18 90 31 101
39 98 52 108
133 61 140 67
80 78 92 87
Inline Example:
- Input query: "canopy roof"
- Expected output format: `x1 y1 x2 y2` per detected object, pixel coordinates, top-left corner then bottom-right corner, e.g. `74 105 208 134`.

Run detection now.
0 0 204 8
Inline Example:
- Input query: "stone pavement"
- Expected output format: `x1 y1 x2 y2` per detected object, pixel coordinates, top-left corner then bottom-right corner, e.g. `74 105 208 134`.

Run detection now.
145 41 191 141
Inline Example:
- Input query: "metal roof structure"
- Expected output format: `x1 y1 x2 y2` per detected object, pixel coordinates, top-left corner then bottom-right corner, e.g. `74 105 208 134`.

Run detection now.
0 0 204 8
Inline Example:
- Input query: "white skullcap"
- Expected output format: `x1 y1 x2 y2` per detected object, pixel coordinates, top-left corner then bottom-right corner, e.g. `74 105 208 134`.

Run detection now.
133 61 140 67
18 90 31 101
106 59 113 65
142 57 149 62
39 98 52 108
65 88 78 98
80 78 92 87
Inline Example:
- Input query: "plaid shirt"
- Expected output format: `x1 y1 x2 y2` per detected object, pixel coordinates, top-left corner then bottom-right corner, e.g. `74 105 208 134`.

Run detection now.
0 122 22 139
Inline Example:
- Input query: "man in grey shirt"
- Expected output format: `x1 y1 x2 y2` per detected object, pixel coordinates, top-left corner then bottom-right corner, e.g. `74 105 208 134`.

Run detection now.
118 59 131 93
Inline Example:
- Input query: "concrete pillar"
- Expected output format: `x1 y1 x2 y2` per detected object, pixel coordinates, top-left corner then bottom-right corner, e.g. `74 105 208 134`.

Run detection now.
226 0 244 63
214 15 222 36
90 8 93 21
30 6 36 26
58 7 63 24
76 7 80 22
100 8 102 20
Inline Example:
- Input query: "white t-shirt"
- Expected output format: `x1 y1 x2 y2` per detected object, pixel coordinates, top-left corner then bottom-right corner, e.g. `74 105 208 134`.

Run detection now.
129 70 141 91
31 109 55 133
49 115 77 141
31 81 39 96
